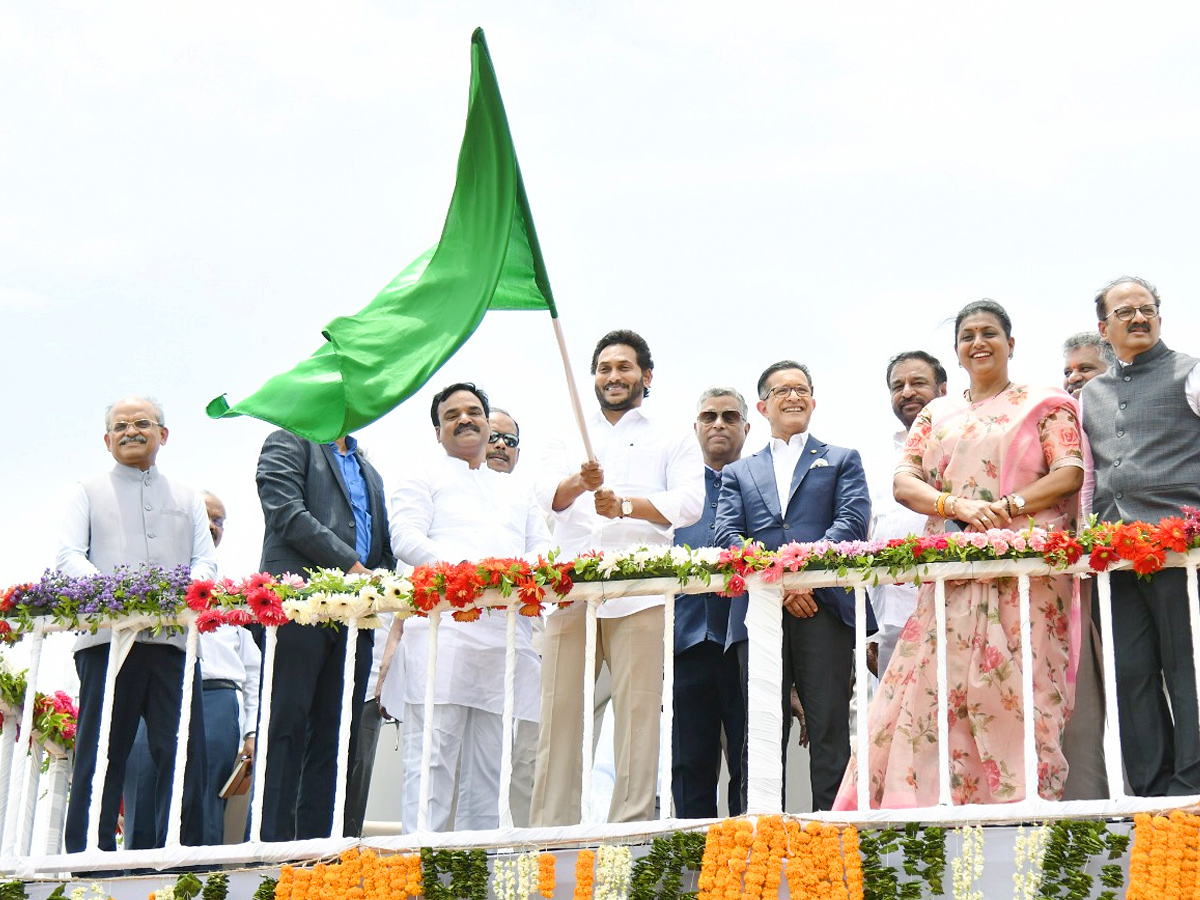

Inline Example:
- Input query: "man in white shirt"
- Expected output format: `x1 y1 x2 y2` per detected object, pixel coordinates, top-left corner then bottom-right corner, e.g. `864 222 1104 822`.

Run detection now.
389 383 551 832
866 352 946 680
56 396 216 852
529 330 704 825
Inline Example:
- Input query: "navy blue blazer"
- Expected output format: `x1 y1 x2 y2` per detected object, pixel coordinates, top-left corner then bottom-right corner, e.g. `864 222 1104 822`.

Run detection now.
674 465 742 655
714 435 873 643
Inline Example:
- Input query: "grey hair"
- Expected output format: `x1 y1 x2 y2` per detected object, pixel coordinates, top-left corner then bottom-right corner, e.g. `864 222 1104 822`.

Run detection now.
104 396 165 430
1062 331 1117 367
1094 276 1160 320
489 406 519 437
695 387 749 419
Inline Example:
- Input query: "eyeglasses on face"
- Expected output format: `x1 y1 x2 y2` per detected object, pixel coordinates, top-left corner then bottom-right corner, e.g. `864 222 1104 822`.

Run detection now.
1107 304 1159 322
109 419 162 433
766 384 811 400
488 432 519 448
697 410 745 425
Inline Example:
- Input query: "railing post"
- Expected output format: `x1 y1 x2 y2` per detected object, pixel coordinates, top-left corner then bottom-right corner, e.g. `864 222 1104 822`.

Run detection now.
853 585 870 806
581 599 599 822
1016 574 1038 799
416 612 440 833
498 602 517 829
934 578 951 806
1094 571 1126 800
0 709 18 850
19 744 43 855
745 579 784 813
332 618 360 837
43 753 69 856
248 625 280 842
5 625 47 857
166 621 200 847
659 592 675 819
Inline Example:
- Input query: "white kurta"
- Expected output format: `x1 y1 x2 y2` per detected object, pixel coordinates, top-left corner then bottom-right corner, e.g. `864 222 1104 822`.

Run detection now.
535 407 703 618
390 454 550 723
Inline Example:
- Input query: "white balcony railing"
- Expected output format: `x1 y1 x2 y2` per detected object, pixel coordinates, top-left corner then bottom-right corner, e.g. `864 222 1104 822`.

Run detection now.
3 549 1199 878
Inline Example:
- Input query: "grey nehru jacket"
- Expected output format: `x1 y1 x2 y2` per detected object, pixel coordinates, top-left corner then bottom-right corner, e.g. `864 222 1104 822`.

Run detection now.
74 464 205 651
1082 339 1200 524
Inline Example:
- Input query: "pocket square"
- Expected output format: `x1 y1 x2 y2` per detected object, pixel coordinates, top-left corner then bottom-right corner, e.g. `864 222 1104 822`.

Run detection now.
809 458 830 469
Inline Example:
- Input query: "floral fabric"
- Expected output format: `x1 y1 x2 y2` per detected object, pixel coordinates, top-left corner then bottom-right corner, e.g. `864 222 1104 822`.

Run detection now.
833 384 1083 808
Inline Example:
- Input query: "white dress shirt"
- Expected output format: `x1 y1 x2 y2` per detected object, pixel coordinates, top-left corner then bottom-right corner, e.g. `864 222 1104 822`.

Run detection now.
536 407 704 618
199 626 261 738
769 432 809 513
390 454 551 721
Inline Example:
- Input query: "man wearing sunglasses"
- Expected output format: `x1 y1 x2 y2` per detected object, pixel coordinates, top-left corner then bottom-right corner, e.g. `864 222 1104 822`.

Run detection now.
1082 276 1200 797
56 396 215 852
485 409 521 474
672 388 751 818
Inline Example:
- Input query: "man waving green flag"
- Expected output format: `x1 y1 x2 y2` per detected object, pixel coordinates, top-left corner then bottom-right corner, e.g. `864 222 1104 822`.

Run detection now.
207 28 556 442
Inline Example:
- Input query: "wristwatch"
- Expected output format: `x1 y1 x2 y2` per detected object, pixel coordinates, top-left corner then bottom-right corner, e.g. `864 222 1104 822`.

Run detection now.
1009 494 1026 514
620 498 634 518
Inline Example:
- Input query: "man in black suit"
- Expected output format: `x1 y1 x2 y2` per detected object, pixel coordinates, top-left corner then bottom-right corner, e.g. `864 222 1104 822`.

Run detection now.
256 429 394 841
714 360 871 811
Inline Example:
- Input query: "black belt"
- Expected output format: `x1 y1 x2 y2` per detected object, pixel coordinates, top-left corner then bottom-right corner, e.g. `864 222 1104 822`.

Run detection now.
203 678 238 691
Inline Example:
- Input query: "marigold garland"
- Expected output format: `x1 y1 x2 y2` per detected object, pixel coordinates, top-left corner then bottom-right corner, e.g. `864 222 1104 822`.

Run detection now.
539 852 556 899
1129 812 1200 900
841 826 863 900
575 849 596 900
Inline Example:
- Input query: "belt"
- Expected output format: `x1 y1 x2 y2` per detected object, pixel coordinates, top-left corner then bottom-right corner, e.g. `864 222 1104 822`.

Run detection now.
203 678 239 692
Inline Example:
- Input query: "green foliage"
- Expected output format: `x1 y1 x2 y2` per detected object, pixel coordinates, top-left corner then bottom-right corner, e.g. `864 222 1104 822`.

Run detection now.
251 876 278 900
0 879 27 900
421 848 489 900
1038 820 1126 900
201 872 229 900
174 873 202 900
858 824 946 900
629 831 707 900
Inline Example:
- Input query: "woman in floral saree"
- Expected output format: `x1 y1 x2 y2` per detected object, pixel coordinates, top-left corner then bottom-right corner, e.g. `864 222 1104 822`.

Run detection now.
834 300 1085 809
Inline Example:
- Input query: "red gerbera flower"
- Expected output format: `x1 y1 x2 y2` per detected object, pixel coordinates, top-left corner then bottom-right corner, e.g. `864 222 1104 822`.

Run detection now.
1089 545 1119 572
1155 517 1189 554
185 580 216 612
195 609 226 633
1133 546 1166 576
1111 524 1144 561
452 608 482 623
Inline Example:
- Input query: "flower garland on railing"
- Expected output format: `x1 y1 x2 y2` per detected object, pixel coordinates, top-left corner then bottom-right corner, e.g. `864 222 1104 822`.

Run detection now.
5 508 1200 640
1127 812 1198 900
0 658 78 754
950 825 984 900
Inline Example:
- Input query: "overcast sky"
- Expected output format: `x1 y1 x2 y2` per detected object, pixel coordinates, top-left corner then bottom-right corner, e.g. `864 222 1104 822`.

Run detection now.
6 0 1200 607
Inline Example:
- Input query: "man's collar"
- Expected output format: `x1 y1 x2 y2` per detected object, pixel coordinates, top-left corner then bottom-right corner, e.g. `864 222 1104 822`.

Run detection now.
442 452 487 472
112 461 158 479
1116 338 1169 368
592 406 647 427
769 432 807 450
330 434 358 456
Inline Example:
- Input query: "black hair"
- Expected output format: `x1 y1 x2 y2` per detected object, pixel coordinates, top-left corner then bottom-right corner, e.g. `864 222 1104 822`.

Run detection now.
429 382 490 426
756 360 813 400
885 351 948 388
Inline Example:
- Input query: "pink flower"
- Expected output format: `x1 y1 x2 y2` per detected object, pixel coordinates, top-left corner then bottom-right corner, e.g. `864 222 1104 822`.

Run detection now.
968 532 989 549
1010 535 1027 552
989 536 1010 555
721 574 746 598
760 562 783 583
1027 530 1047 551
982 645 1004 672
62 722 76 741
280 572 306 590
982 758 1001 793
899 617 922 644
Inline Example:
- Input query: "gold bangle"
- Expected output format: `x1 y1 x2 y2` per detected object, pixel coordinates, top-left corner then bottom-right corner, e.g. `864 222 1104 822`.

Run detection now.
946 494 956 517
936 491 949 517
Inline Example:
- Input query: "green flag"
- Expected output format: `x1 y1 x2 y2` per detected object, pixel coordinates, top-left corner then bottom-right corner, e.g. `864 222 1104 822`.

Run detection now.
207 28 555 442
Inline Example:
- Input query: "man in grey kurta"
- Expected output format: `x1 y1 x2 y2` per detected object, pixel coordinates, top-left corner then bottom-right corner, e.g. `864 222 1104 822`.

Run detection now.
56 396 216 851
1082 276 1200 796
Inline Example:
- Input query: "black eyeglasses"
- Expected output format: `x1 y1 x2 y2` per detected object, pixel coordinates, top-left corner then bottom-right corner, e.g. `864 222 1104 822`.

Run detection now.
488 432 519 448
109 419 162 433
697 410 745 425
1106 304 1159 322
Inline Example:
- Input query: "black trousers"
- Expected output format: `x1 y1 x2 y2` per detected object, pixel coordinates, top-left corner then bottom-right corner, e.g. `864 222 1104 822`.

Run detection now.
66 642 206 852
781 605 853 812
671 641 745 818
260 622 373 841
1108 569 1200 796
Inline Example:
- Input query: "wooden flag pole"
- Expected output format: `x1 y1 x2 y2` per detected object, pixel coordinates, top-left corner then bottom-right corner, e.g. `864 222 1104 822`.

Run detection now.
551 317 597 462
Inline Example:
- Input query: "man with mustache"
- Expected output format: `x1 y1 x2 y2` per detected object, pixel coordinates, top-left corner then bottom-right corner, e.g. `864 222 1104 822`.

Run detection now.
485 409 521 474
389 383 550 831
55 395 215 852
1081 275 1200 796
256 422 394 840
867 351 946 680
530 329 704 826
1062 332 1114 397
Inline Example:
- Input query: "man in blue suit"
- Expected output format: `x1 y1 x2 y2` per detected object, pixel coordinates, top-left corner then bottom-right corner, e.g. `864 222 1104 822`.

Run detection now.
714 360 872 811
672 387 751 818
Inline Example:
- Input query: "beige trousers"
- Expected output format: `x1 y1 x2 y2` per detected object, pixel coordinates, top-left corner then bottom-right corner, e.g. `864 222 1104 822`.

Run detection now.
529 604 665 825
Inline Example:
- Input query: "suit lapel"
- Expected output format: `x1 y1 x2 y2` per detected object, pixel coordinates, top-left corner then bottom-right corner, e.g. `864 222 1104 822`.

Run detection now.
749 448 783 521
786 437 828 513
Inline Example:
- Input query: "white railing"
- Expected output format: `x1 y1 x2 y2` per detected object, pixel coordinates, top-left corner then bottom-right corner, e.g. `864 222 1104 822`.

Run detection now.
4 550 1199 877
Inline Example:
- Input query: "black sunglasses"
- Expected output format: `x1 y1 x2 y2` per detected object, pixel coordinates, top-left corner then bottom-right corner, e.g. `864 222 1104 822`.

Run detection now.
488 432 519 448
